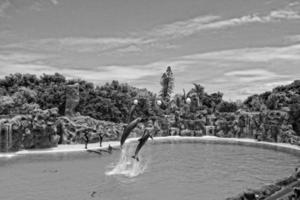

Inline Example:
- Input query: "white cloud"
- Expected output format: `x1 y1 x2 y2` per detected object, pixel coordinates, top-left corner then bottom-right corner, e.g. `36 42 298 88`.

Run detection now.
145 9 300 40
116 45 142 53
224 69 287 82
265 80 293 87
3 37 150 53
149 15 220 38
57 37 144 46
183 44 300 62
267 9 300 20
4 5 299 54
0 51 56 78
288 1 300 7
0 52 50 63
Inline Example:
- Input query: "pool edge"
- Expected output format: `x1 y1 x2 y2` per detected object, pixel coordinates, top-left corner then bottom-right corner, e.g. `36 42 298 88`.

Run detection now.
1 136 299 158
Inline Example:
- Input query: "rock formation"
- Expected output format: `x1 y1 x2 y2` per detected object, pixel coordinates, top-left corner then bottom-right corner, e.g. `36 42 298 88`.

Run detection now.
65 83 80 117
0 108 60 152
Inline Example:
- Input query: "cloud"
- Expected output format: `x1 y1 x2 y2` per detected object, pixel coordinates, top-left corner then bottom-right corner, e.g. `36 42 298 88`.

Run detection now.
0 0 11 18
224 69 287 82
0 0 60 18
266 9 300 20
0 51 55 78
286 34 300 43
57 37 152 53
138 44 298 99
2 37 150 53
0 48 166 83
116 45 142 53
145 8 300 40
265 80 294 88
0 51 50 63
148 15 220 39
50 0 58 5
57 37 143 46
288 1 300 7
1 1 300 100
183 44 300 62
175 44 299 100
3 4 299 54
2 35 179 55
113 44 298 99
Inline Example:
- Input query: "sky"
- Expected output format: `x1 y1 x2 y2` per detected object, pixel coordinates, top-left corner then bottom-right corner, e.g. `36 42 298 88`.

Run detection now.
0 0 299 100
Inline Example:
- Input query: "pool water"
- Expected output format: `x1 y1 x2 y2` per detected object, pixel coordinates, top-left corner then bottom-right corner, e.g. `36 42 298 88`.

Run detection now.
0 141 299 200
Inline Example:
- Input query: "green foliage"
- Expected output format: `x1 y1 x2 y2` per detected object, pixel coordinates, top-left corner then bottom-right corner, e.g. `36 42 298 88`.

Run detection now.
202 92 223 111
289 95 300 135
187 83 204 99
185 83 223 113
244 80 300 112
37 74 67 114
0 73 156 122
244 95 263 111
0 89 39 115
217 101 238 113
0 96 14 114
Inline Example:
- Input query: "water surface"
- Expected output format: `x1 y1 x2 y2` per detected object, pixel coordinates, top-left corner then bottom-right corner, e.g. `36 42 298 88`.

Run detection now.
0 141 299 200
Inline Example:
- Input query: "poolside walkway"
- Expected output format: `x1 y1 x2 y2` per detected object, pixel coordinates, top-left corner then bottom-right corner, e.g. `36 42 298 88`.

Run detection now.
1 135 300 158
0 139 123 158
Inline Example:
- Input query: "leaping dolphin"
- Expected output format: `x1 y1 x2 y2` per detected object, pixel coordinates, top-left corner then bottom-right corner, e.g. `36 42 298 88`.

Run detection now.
132 130 153 161
120 117 142 147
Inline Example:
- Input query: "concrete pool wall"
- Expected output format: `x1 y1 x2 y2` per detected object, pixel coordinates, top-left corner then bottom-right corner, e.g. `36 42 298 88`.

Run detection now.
1 135 300 158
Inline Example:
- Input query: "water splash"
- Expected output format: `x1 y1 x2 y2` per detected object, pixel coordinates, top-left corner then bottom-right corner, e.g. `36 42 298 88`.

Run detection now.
106 143 148 178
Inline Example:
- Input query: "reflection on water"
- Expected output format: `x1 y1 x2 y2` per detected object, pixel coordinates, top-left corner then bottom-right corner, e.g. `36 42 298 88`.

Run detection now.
0 141 299 200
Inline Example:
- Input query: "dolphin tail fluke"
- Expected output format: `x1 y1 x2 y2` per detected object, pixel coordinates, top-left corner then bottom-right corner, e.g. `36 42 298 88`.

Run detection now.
131 155 139 162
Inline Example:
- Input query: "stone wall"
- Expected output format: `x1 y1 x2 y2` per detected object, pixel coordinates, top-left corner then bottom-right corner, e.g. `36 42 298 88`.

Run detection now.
57 115 146 144
0 107 143 152
0 108 60 152
159 110 300 146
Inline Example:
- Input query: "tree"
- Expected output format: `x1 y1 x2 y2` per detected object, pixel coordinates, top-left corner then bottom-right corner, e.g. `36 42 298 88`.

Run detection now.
244 94 264 111
289 95 300 135
217 101 238 113
188 83 204 100
0 96 14 114
159 66 174 102
202 92 223 111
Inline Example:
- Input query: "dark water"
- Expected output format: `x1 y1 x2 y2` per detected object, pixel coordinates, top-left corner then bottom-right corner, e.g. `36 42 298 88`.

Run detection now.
0 141 299 200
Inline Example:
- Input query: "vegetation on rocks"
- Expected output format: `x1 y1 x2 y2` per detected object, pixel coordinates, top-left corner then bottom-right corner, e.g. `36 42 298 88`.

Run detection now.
0 66 299 153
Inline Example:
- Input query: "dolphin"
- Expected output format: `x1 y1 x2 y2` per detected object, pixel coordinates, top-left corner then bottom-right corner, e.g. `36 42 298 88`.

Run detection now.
132 130 153 161
120 117 142 147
